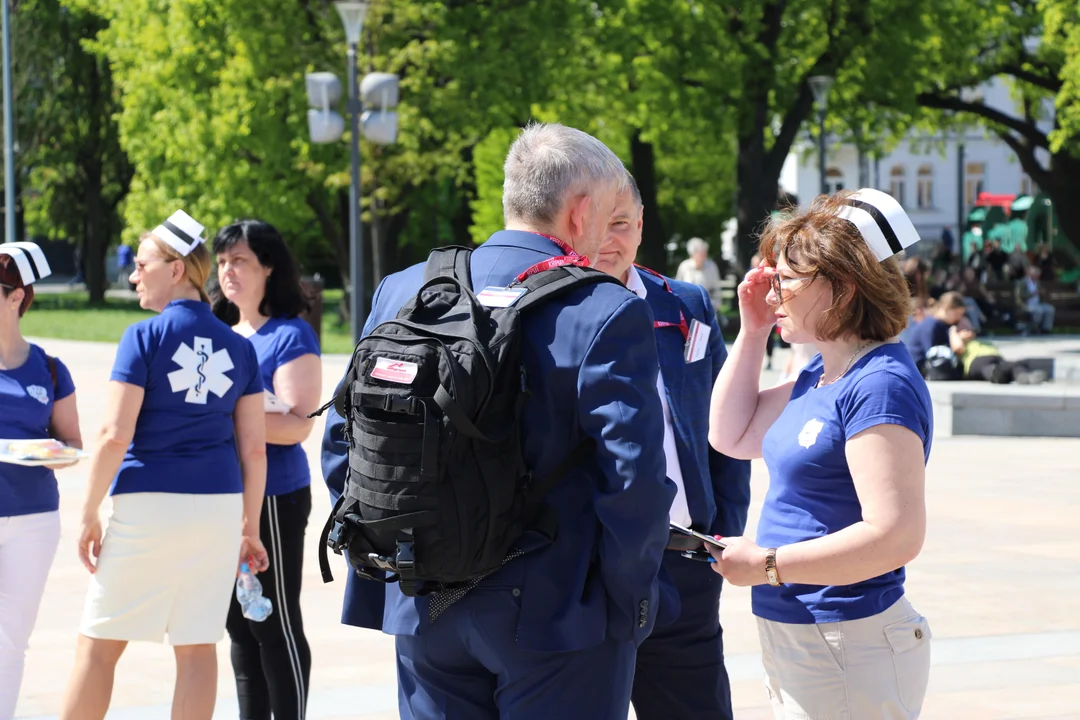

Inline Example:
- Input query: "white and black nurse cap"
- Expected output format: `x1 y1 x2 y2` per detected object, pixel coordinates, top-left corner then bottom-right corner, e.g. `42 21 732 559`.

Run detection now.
0 242 52 285
152 210 206 256
834 188 921 262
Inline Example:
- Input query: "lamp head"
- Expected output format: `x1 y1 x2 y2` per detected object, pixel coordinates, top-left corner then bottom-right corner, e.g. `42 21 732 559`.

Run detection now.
335 1 370 45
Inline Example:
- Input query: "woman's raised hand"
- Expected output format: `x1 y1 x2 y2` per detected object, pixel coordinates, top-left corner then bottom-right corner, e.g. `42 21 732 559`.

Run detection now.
737 262 778 338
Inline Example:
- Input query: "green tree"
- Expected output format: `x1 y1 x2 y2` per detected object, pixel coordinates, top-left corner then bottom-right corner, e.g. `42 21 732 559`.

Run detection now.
15 0 131 302
908 0 1080 249
717 0 950 269
85 0 609 322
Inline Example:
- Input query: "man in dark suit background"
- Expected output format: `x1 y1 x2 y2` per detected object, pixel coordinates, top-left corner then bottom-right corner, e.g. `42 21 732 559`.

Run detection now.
321 123 675 719
594 174 752 720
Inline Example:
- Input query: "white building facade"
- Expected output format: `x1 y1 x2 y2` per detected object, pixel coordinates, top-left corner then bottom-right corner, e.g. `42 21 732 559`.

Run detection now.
780 78 1050 247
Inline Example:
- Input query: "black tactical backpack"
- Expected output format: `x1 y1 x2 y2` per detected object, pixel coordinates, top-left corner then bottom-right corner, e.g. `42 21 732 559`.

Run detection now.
315 246 620 597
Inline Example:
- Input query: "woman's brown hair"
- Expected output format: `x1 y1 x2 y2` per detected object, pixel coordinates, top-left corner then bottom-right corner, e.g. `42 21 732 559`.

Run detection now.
0 254 34 316
142 232 212 303
758 192 912 342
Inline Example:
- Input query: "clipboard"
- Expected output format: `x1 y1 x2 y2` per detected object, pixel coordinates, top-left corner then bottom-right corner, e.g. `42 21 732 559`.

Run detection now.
669 522 728 563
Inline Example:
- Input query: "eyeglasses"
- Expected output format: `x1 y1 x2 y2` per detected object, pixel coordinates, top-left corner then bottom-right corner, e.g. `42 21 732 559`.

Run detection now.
770 274 814 300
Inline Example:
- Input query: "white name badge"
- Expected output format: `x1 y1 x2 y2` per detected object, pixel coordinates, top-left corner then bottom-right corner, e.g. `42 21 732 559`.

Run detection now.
476 286 528 308
683 319 711 363
370 357 419 384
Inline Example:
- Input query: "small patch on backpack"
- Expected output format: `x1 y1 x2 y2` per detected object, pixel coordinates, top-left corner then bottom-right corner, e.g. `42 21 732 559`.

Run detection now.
370 357 419 384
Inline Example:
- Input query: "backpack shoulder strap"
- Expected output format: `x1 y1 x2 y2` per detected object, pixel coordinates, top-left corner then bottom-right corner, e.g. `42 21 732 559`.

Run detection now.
423 246 474 290
513 265 621 314
46 354 58 391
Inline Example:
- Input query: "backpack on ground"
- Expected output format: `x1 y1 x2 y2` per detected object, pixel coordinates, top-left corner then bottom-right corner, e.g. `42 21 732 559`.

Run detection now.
312 246 621 597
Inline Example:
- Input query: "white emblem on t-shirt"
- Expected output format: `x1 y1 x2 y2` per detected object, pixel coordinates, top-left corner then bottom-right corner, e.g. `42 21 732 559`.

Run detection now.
798 418 825 448
26 385 48 404
168 336 234 404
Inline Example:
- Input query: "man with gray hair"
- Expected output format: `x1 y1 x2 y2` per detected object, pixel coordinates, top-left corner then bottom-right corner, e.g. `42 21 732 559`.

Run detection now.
676 236 726 311
320 122 674 718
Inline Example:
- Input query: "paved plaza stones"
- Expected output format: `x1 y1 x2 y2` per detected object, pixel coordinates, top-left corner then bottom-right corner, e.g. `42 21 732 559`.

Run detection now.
11 338 1080 719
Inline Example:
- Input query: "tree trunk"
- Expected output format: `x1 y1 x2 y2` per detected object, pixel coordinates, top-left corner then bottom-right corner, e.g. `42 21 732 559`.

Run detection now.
734 130 773 272
1044 152 1080 256
84 164 107 304
629 132 666 273
83 53 107 305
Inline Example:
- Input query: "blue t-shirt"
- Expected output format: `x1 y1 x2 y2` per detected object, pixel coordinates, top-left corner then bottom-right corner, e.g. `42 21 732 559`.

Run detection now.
110 299 263 495
754 342 933 624
902 316 950 366
244 316 320 496
0 345 75 517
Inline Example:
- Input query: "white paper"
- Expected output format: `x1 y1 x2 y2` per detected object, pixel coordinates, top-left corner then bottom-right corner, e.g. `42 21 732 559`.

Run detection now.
264 390 292 414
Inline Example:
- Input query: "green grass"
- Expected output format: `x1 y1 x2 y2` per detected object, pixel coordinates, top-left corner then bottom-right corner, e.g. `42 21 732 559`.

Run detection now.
22 289 359 355
22 292 153 342
21 289 1079 355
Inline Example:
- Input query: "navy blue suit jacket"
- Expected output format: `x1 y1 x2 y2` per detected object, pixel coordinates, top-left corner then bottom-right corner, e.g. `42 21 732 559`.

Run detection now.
321 231 675 652
636 268 752 539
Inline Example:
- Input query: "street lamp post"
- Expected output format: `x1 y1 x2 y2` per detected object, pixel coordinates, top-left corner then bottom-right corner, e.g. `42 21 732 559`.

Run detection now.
2 0 15 243
336 1 370 344
956 130 965 240
808 75 834 196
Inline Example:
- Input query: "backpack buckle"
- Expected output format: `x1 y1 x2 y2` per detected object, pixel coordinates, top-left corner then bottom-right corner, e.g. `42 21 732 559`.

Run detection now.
366 553 397 572
326 520 347 552
395 540 416 574
383 394 419 414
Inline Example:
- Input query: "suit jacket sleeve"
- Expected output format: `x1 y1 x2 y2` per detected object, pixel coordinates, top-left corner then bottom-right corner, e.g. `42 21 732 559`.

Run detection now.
321 279 388 503
697 285 753 537
577 295 675 645
320 279 389 628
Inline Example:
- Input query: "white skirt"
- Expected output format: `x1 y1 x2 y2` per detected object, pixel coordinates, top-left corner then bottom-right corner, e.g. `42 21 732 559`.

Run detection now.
80 492 243 646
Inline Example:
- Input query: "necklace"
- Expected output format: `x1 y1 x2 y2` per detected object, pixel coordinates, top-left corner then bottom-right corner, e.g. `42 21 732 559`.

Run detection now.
816 341 876 388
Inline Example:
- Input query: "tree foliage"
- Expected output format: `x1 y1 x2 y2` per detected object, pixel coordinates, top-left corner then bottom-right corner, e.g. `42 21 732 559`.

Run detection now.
15 0 131 302
17 0 1080 302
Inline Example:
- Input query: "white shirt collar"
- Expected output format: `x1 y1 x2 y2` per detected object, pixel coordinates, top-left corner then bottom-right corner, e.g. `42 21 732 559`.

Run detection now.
625 265 647 299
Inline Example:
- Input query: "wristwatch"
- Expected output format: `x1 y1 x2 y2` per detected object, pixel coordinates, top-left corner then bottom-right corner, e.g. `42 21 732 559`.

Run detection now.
765 548 781 586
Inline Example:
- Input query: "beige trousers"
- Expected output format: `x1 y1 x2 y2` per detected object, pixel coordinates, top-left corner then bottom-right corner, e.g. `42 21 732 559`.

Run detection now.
757 595 932 720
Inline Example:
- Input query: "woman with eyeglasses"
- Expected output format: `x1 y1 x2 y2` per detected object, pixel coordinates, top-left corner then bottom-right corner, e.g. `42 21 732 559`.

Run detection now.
60 211 269 720
707 190 934 719
0 242 82 719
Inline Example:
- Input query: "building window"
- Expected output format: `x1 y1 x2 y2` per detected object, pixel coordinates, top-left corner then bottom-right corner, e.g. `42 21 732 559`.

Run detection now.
825 167 844 194
889 165 907 207
965 162 985 209
916 165 933 209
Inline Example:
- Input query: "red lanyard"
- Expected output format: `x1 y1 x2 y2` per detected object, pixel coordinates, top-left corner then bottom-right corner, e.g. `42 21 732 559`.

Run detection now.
514 233 590 284
635 264 690 341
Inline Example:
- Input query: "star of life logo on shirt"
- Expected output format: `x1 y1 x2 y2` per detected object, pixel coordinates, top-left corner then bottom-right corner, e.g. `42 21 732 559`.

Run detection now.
168 337 234 404
798 418 825 448
26 384 48 404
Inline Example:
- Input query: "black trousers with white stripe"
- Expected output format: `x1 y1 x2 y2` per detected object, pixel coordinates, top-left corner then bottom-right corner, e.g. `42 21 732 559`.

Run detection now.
227 485 312 720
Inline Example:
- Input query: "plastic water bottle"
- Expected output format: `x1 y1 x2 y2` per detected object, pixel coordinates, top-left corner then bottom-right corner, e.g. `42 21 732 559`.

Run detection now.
236 563 273 622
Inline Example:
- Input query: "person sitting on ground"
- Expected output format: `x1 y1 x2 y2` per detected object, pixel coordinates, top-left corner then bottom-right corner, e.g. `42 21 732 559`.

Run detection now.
957 267 1005 333
948 317 1048 385
1016 265 1055 335
903 291 966 376
897 296 928 348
